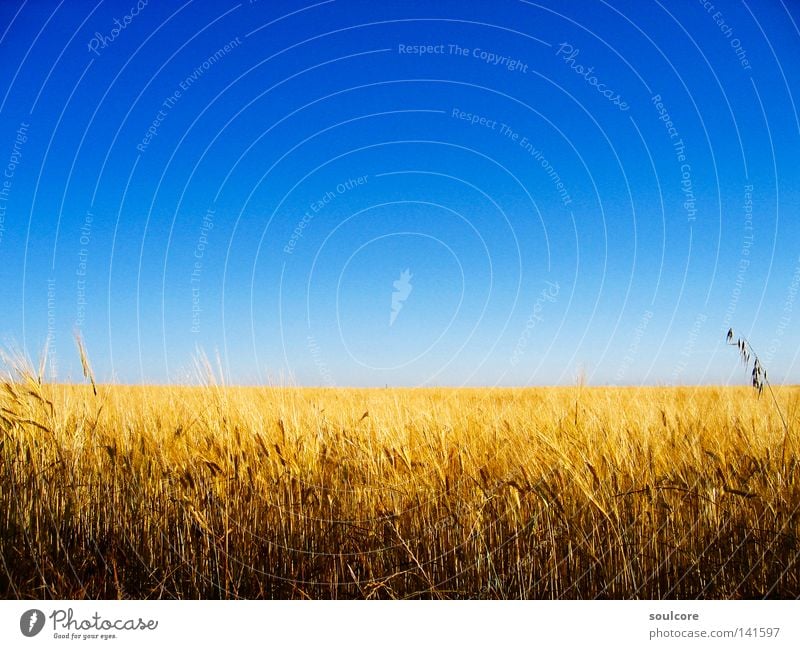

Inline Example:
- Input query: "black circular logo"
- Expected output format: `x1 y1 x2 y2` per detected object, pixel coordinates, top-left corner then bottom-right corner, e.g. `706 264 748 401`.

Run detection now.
20 609 45 637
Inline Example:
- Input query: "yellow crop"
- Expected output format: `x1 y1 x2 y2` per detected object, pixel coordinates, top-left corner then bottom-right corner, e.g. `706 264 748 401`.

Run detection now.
1 364 798 598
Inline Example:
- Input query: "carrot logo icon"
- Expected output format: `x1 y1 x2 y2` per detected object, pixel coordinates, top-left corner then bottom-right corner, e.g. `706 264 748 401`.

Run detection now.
20 609 45 637
390 269 413 326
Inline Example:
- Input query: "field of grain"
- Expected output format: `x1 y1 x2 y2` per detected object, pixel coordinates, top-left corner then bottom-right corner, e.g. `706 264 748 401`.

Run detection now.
1 366 799 598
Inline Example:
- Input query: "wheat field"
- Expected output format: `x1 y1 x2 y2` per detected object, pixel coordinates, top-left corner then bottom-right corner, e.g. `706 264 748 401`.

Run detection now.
1 361 799 598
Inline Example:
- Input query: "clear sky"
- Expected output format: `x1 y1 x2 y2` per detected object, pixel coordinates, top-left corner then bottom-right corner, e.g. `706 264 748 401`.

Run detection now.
0 0 799 386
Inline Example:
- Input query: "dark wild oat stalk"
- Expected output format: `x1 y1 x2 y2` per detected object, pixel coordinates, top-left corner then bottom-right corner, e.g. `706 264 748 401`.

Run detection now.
726 328 790 469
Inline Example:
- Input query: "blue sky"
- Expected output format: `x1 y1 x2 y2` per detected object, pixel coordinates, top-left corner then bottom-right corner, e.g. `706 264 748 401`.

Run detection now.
0 0 799 386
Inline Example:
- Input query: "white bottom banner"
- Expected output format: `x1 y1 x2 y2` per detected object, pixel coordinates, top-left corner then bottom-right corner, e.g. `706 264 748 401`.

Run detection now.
1 600 798 648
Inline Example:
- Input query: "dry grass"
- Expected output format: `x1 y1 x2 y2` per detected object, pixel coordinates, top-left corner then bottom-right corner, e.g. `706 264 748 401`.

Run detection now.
1 363 799 598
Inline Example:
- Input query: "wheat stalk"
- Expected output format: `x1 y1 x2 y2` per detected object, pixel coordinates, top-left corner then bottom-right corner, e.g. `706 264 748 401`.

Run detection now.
74 331 97 396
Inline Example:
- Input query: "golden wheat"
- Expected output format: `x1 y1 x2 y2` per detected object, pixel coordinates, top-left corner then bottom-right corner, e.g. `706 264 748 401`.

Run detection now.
0 364 798 598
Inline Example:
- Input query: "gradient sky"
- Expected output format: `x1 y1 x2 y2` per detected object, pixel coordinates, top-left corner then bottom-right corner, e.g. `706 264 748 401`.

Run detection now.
0 0 799 386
